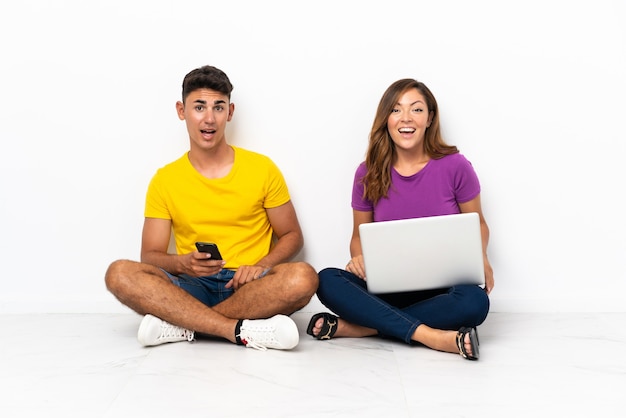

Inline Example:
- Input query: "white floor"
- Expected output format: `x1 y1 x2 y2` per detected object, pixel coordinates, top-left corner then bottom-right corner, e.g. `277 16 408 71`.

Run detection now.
1 310 624 418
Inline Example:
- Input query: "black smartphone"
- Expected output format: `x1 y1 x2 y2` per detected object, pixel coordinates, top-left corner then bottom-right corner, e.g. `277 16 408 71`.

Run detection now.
195 242 223 260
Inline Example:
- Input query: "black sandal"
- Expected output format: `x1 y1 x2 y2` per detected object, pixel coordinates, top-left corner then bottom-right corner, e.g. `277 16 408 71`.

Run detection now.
456 327 480 360
306 312 339 340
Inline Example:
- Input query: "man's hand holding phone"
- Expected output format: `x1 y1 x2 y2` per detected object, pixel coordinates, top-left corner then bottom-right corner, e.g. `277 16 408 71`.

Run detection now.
189 242 225 277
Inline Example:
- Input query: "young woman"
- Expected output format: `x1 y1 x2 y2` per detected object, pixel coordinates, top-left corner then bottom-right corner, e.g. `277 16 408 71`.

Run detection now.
307 79 494 360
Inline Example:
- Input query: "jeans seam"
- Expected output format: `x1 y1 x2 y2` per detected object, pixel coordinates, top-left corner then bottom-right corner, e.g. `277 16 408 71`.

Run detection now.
343 275 421 344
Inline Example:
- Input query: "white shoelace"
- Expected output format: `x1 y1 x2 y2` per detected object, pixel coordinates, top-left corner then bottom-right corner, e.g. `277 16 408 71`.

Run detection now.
237 328 279 351
240 337 268 351
235 316 298 351
159 323 195 342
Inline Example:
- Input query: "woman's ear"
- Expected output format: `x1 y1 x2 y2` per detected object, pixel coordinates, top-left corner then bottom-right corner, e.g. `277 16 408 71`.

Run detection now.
427 111 434 127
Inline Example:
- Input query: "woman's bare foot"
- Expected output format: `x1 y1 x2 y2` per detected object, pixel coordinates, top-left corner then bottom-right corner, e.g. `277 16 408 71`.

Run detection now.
412 324 475 358
309 315 377 339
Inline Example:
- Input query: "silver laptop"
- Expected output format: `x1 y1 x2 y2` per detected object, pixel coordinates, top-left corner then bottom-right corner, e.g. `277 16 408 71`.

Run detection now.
359 213 485 293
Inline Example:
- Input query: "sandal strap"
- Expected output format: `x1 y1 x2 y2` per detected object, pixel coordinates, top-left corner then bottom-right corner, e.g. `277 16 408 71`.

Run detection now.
307 312 339 340
457 327 479 361
319 316 338 340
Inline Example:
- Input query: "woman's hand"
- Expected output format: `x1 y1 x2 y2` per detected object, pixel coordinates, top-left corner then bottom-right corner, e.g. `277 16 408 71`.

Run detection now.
345 255 366 280
483 257 494 295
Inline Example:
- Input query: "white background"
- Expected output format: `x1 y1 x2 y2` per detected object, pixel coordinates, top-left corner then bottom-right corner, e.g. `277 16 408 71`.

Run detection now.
0 0 624 313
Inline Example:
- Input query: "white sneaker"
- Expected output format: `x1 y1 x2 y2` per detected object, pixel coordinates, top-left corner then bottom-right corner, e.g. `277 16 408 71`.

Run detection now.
238 314 299 351
137 314 195 347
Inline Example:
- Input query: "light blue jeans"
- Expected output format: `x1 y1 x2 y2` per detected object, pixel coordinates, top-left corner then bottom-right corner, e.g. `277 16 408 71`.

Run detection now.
316 267 490 344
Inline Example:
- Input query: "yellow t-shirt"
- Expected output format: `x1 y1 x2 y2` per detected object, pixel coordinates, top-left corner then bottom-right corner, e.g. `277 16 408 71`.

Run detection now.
144 146 291 269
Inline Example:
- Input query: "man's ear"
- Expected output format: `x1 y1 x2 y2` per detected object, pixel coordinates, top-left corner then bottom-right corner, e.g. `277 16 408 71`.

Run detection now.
227 102 235 121
176 101 185 120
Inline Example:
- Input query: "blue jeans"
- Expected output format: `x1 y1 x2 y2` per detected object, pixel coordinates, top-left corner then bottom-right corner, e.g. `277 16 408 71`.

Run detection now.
164 269 237 307
316 267 490 344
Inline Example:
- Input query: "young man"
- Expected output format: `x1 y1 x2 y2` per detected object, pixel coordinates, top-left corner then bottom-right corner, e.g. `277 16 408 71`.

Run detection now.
105 65 318 351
